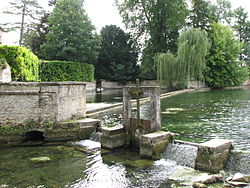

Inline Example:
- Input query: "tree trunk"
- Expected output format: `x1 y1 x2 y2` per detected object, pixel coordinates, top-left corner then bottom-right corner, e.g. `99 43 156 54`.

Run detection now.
19 3 26 46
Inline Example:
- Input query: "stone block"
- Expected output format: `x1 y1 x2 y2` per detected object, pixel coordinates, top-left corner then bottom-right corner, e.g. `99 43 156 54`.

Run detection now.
77 118 100 128
140 131 172 159
195 139 233 173
78 125 96 139
100 125 125 135
100 126 126 149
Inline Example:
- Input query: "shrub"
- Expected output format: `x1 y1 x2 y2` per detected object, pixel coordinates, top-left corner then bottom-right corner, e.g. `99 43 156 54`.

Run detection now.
0 45 39 81
39 60 95 82
0 58 7 70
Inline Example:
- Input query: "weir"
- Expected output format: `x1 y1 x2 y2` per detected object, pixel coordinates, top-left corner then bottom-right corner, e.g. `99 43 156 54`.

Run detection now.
99 80 235 173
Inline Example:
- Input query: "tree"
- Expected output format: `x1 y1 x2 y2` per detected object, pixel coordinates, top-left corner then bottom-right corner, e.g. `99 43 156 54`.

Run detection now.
0 0 44 46
96 25 139 83
22 1 58 55
189 0 214 31
209 0 233 25
41 0 100 64
156 28 209 88
205 23 248 87
233 7 250 63
177 28 209 82
22 12 50 55
116 0 189 80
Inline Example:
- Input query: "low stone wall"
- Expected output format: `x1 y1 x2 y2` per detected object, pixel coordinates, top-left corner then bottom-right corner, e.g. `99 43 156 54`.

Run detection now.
85 81 96 91
101 81 124 89
0 82 86 124
242 78 250 86
187 80 206 88
101 80 206 89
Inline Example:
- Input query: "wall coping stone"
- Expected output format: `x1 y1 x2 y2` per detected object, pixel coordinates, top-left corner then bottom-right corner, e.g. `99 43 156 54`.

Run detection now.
0 81 86 86
100 125 125 135
141 131 172 144
199 139 234 153
0 90 39 95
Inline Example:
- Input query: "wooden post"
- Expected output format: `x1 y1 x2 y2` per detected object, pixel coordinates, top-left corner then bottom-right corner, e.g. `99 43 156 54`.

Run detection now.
136 79 141 128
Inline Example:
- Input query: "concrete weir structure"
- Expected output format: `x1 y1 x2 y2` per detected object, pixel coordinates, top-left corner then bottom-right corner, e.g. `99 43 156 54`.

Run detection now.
100 82 172 159
99 81 235 173
195 139 234 173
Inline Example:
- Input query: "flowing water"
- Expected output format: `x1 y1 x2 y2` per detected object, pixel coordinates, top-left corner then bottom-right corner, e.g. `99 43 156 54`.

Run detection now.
0 141 223 188
161 143 198 168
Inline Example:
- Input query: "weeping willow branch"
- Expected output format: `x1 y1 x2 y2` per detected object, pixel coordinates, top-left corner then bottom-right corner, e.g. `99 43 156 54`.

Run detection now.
156 28 209 88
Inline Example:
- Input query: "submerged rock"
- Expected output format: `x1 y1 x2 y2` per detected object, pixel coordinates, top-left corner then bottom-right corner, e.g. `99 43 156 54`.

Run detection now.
194 174 223 184
225 173 250 187
231 173 250 183
225 181 250 187
30 156 51 162
192 182 208 188
161 108 186 115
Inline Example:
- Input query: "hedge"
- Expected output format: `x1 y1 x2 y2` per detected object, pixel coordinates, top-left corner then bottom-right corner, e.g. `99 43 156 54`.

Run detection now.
39 60 95 82
0 45 39 81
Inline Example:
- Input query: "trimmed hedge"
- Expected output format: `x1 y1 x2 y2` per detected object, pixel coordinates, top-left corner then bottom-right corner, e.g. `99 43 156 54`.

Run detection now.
39 60 95 82
0 45 39 81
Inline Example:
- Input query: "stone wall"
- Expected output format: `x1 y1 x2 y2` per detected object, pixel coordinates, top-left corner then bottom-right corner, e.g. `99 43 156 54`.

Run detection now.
85 81 96 91
101 81 124 89
187 80 206 88
0 82 86 124
0 64 11 82
242 78 250 86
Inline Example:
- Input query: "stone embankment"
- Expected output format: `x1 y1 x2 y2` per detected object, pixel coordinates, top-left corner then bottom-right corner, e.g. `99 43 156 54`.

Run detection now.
86 88 199 118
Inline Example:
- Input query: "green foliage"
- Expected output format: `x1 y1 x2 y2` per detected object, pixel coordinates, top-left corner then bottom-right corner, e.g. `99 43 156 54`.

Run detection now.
189 0 214 31
41 0 100 64
39 60 94 82
205 23 248 87
116 0 189 80
0 45 39 81
96 25 139 83
156 51 178 88
0 0 44 46
23 13 50 56
233 7 250 65
0 58 8 70
156 29 209 89
177 28 209 82
209 0 233 25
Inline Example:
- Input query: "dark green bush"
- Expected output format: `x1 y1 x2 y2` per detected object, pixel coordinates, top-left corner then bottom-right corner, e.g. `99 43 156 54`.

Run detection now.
39 60 95 82
0 45 39 81
0 58 7 70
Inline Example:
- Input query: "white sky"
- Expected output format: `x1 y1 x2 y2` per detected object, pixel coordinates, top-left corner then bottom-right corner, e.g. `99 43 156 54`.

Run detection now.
0 0 249 45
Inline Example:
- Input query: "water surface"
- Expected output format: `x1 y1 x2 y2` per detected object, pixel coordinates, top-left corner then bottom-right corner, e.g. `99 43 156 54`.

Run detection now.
160 87 250 151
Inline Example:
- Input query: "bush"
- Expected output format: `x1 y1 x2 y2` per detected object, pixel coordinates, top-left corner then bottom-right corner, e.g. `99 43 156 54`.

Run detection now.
0 58 7 70
0 45 39 81
39 60 95 82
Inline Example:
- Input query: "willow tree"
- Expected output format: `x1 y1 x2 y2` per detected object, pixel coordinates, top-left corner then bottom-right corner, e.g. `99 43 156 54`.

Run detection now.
156 51 177 88
157 28 209 88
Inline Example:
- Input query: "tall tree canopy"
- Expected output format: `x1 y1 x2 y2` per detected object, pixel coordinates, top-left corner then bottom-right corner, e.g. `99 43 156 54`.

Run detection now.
233 7 250 64
41 0 100 64
116 0 189 80
205 23 248 87
96 25 139 83
189 0 214 31
156 28 209 88
0 0 44 46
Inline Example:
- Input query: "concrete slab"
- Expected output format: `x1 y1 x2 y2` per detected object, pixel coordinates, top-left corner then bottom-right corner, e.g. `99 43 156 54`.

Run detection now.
77 118 100 128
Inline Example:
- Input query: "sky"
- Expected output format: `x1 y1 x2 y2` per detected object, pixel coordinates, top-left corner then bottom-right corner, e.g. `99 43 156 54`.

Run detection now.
0 0 249 45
